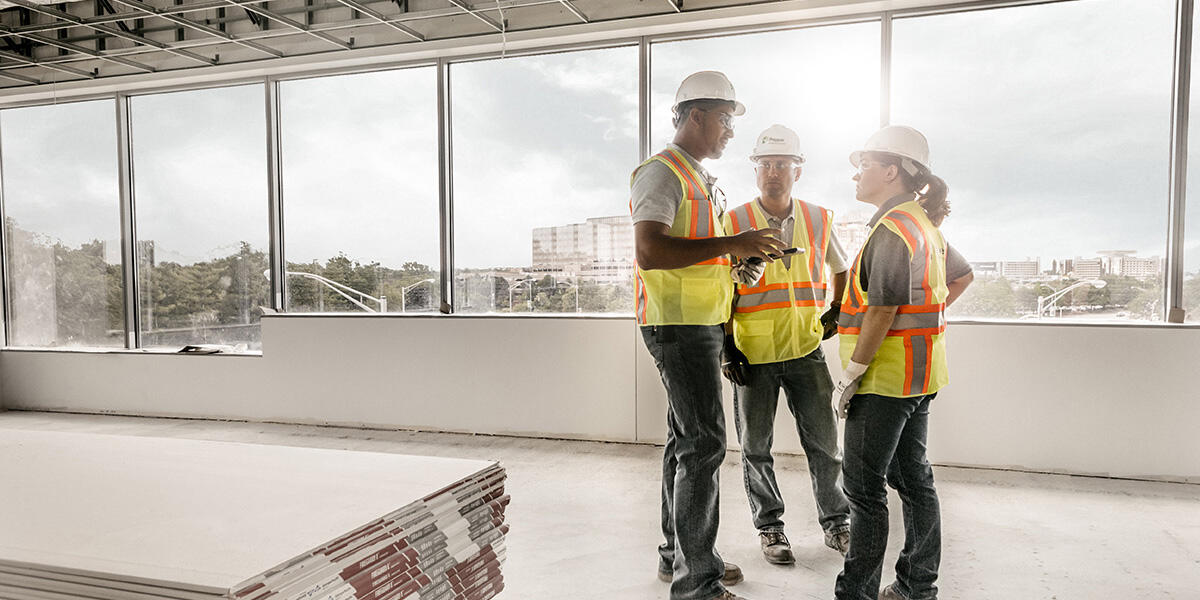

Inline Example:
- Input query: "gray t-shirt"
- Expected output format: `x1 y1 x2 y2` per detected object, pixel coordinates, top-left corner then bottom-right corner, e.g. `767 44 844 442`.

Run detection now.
758 199 850 274
630 144 718 226
858 194 972 306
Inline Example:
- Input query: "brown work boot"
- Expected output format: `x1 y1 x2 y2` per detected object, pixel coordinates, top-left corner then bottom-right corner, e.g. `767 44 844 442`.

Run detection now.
759 530 794 565
879 583 907 600
824 528 851 556
657 561 744 586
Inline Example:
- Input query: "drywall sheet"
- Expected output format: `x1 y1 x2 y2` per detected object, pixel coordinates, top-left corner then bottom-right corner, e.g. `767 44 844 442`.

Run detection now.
0 429 502 595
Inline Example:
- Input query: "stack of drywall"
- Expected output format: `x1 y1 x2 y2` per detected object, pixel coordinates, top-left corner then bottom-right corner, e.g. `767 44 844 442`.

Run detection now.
0 429 509 600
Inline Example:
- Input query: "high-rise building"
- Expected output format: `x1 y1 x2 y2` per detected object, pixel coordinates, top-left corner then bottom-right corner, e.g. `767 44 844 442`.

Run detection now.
1072 257 1104 280
531 215 634 283
1001 259 1040 281
1113 255 1161 279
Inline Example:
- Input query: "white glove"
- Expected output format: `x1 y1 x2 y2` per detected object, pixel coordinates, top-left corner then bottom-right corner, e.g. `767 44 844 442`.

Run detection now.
834 361 870 419
731 259 767 287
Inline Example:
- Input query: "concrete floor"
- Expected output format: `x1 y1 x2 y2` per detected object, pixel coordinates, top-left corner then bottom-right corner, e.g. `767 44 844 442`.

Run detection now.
1 411 1197 600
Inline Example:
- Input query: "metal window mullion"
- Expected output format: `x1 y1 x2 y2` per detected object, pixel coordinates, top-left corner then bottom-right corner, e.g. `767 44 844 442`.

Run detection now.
0 115 9 348
116 92 141 348
638 36 650 162
880 11 892 128
1166 0 1193 323
266 77 286 312
437 58 454 314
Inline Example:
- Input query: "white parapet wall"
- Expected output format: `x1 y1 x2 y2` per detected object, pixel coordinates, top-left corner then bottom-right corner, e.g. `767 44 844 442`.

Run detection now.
0 315 1197 482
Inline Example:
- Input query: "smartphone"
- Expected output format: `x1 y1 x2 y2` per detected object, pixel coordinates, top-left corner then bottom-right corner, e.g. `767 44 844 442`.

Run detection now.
746 247 804 265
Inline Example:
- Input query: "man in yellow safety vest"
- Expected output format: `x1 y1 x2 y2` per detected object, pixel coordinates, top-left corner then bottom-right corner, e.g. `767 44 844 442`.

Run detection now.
631 71 787 600
832 125 974 600
720 124 853 567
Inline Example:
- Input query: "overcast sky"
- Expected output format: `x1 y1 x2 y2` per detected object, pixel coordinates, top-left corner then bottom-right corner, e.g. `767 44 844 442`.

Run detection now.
2 0 1197 276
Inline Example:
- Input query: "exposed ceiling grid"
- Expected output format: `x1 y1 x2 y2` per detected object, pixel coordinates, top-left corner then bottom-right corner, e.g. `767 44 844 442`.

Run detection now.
0 0 774 89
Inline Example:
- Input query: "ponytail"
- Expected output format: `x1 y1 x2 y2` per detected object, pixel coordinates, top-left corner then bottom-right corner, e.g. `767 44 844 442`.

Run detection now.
915 173 950 227
874 152 952 226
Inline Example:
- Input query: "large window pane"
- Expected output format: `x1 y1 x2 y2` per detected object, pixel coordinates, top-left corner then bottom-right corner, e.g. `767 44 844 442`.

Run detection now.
651 23 881 256
280 67 440 314
1 100 124 348
893 0 1175 322
451 46 639 314
130 85 268 350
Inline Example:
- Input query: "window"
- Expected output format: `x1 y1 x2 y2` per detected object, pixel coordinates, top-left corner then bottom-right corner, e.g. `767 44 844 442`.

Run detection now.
129 85 269 349
892 0 1175 322
651 23 882 257
1 100 124 348
451 46 639 314
279 67 440 314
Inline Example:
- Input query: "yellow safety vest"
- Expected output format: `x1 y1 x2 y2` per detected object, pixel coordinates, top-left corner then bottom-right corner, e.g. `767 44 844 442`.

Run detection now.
630 148 733 326
723 199 833 364
838 200 950 398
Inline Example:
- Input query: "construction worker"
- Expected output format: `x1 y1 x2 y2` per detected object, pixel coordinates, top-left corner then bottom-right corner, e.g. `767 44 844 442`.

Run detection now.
631 70 787 600
720 124 852 567
832 125 974 600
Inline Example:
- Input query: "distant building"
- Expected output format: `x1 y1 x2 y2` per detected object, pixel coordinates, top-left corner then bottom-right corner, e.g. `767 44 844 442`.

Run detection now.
969 261 1001 276
833 219 869 257
1072 257 1104 280
1001 259 1040 281
1112 255 1161 279
531 215 634 283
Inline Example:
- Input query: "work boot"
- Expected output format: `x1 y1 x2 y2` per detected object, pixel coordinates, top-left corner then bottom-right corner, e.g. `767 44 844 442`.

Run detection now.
759 530 794 565
657 561 744 586
879 583 907 600
824 528 851 556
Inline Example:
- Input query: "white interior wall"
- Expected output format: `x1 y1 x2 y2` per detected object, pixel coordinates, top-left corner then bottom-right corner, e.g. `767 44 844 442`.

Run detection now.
1 316 1197 482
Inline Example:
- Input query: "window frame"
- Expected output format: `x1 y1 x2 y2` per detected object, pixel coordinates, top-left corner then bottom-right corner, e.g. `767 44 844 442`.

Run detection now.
0 0 1197 354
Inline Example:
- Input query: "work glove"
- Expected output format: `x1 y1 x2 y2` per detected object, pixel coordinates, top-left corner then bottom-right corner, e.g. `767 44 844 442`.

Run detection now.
834 360 870 419
721 335 751 387
731 259 767 287
820 301 842 340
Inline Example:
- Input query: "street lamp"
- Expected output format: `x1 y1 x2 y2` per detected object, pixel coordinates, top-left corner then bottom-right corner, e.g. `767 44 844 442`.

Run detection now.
1036 279 1107 319
264 270 387 312
508 277 533 312
400 278 436 313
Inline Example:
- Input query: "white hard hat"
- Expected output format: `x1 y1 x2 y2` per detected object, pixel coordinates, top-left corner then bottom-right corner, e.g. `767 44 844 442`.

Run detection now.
673 70 746 117
750 124 804 162
849 125 930 175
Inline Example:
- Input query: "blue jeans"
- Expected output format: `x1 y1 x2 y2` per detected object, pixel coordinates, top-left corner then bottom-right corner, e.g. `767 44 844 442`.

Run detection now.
641 325 727 600
733 347 850 535
836 393 941 600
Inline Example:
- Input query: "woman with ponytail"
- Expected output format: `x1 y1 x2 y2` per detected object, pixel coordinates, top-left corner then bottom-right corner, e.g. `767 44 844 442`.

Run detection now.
830 126 974 600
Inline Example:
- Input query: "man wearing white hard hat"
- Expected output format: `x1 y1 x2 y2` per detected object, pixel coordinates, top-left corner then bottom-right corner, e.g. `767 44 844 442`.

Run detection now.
831 125 974 600
719 124 853 567
630 70 785 600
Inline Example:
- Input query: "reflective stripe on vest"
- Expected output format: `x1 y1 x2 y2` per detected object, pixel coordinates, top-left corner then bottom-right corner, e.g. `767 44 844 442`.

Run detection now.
723 199 833 364
630 148 733 326
837 200 950 397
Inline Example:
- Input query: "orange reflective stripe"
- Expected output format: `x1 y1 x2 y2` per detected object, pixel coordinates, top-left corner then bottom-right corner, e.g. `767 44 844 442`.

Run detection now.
799 200 819 278
887 213 933 305
738 281 826 295
696 256 731 266
922 334 934 393
734 299 824 313
902 336 915 395
898 304 945 314
747 204 760 229
729 209 742 234
657 150 706 237
836 325 945 337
